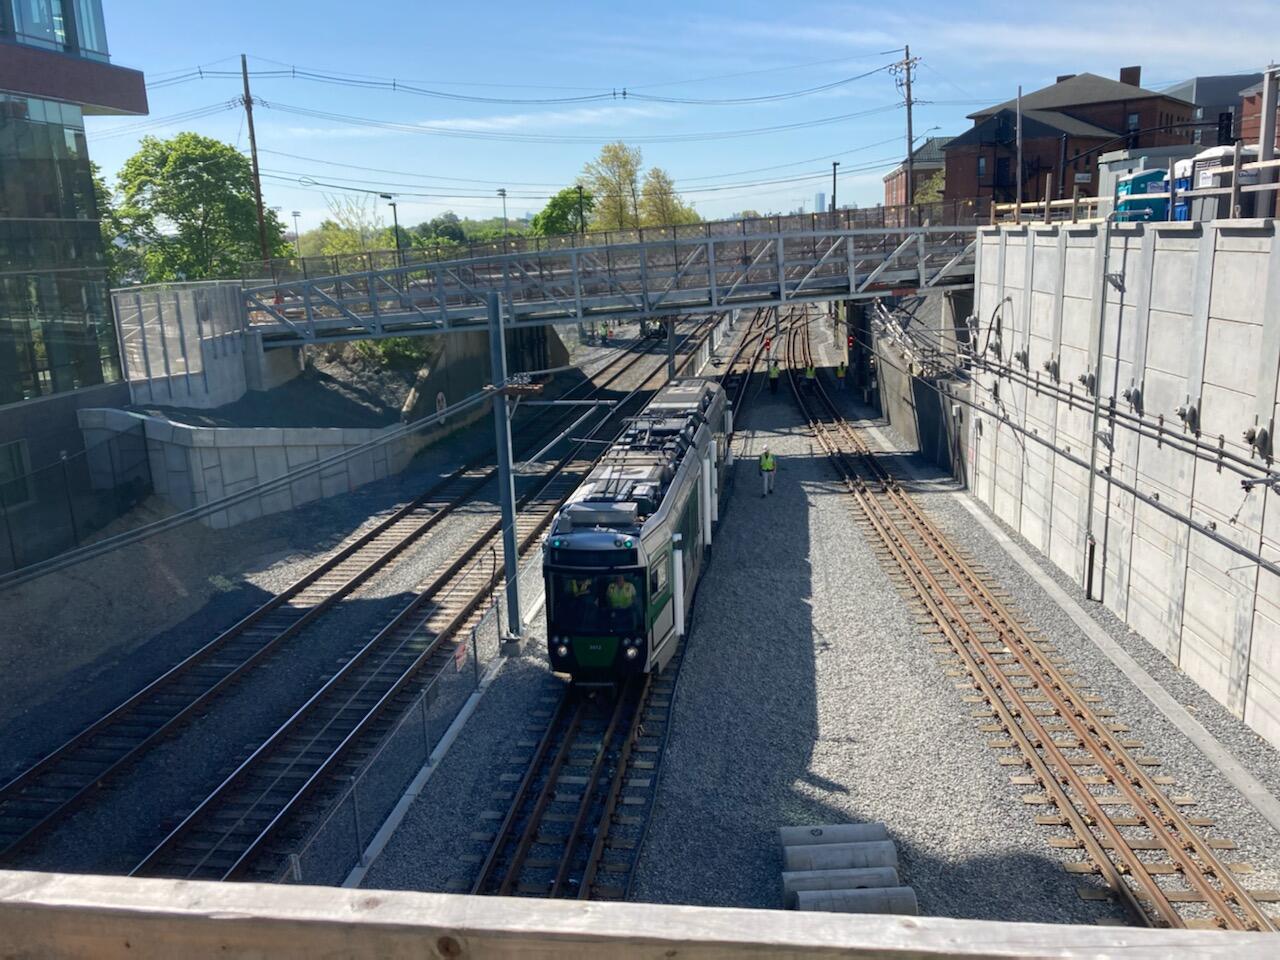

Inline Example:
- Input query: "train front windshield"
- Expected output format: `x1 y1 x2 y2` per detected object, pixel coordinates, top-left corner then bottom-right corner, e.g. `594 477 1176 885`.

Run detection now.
549 571 645 635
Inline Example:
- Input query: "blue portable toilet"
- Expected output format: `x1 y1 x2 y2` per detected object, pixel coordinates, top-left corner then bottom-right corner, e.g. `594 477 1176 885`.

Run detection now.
1117 169 1169 221
1173 159 1193 220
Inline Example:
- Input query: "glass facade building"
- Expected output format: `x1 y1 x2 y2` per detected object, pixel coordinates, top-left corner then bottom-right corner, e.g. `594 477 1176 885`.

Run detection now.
0 93 117 404
0 0 139 408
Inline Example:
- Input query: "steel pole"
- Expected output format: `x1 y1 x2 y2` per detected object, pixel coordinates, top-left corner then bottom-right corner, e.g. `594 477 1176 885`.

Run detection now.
487 292 521 639
667 317 676 379
1257 64 1278 219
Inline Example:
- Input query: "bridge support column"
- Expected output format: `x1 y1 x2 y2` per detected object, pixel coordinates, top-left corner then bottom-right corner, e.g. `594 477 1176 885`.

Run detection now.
667 317 675 380
487 292 522 644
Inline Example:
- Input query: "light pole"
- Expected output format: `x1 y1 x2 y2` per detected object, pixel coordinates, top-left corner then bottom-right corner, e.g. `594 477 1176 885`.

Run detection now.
291 210 302 258
575 184 586 237
497 188 509 245
831 161 840 223
379 193 402 265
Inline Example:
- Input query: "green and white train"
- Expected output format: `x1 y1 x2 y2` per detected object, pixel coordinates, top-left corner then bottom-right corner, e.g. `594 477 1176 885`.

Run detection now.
543 378 731 685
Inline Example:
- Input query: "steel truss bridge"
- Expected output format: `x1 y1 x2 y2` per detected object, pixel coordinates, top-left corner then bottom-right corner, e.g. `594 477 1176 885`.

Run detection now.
244 223 978 348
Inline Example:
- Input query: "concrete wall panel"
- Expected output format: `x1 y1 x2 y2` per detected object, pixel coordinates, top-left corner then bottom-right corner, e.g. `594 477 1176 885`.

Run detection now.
970 220 1280 749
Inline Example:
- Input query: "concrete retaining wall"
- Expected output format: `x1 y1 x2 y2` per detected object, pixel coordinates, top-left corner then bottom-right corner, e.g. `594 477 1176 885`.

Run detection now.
968 219 1280 747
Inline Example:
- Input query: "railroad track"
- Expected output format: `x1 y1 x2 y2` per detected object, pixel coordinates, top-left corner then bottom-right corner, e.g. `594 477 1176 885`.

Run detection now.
126 317 721 881
464 310 770 901
783 306 1280 932
0 321 682 864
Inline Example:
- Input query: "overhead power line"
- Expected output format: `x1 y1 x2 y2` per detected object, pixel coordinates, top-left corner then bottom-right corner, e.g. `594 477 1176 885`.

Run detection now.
257 99 903 144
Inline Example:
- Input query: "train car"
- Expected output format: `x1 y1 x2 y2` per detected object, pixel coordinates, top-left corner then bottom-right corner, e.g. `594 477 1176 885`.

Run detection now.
543 378 730 685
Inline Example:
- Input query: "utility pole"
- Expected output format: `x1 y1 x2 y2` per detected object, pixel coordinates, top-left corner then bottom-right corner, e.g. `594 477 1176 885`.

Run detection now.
575 184 586 237
487 292 521 641
1015 85 1024 222
240 54 270 264
901 46 919 209
291 210 302 258
497 187 508 240
831 161 840 221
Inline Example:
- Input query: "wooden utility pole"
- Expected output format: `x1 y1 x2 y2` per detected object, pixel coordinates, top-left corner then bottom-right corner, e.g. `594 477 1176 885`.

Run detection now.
241 54 270 263
903 44 916 208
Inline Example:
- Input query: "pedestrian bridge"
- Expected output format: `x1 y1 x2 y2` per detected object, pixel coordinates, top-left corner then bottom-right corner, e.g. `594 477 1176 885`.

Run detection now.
242 222 979 348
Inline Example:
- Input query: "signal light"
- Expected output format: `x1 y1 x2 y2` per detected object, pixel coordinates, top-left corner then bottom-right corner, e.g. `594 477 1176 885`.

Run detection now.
764 337 772 351
847 334 854 349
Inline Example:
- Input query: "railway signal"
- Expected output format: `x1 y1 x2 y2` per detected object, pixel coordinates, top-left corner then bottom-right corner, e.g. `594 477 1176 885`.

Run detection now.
847 334 854 349
765 336 772 353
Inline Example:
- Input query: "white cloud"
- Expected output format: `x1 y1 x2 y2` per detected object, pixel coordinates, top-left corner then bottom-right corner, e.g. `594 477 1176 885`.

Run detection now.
432 104 673 132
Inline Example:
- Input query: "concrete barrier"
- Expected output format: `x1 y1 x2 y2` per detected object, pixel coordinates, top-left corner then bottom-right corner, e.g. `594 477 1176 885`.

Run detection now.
782 867 901 907
795 886 920 915
778 823 889 847
782 840 898 872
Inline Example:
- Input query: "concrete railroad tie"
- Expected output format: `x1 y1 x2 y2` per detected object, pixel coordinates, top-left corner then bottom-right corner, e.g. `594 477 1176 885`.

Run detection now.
778 822 919 916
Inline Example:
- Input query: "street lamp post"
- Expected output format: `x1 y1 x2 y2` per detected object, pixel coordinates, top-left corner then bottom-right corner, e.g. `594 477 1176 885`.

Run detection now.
497 188 509 248
831 161 840 224
291 210 302 258
380 193 402 266
575 184 586 238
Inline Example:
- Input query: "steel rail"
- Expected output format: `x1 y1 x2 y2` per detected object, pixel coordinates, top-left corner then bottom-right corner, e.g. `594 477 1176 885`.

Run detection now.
786 307 1276 931
130 316 720 881
473 310 767 902
0 324 663 864
550 680 639 898
782 312 1163 926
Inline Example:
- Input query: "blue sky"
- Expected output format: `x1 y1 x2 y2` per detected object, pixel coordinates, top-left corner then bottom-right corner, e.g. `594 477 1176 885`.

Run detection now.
86 0 1278 229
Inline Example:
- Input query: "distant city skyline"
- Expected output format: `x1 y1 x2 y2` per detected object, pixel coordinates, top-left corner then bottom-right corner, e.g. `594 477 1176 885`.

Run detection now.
86 0 1279 228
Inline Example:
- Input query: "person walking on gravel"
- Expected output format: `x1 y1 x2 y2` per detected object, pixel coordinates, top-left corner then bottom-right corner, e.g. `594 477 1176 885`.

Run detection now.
769 359 780 394
759 444 777 497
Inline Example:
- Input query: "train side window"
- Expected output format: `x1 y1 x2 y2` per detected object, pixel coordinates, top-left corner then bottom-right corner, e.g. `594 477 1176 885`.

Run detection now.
650 553 669 595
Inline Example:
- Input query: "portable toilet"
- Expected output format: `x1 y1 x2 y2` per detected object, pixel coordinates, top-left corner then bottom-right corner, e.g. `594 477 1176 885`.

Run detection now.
1117 168 1168 221
1191 144 1259 218
1173 158 1194 221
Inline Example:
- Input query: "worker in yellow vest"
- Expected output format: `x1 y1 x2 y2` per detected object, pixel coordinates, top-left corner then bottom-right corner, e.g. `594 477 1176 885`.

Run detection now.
759 444 777 497
805 363 816 390
837 360 847 390
606 575 636 613
769 360 780 394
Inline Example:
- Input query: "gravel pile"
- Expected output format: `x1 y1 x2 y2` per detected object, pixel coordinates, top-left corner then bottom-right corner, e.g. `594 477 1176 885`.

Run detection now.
629 369 1111 923
843 395 1280 918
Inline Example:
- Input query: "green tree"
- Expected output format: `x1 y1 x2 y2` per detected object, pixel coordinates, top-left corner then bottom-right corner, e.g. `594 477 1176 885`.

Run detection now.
116 132 288 281
530 185 595 236
91 162 139 285
582 142 642 230
915 169 945 203
639 167 699 227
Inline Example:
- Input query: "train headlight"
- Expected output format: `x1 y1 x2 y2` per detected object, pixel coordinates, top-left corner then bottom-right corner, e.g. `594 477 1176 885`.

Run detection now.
556 644 569 658
625 646 639 659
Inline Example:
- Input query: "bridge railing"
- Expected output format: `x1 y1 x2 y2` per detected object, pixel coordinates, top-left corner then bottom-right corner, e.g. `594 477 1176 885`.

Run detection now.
244 198 991 286
242 224 980 346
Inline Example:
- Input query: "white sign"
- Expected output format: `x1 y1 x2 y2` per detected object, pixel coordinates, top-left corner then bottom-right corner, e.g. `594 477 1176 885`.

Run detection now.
1074 172 1093 184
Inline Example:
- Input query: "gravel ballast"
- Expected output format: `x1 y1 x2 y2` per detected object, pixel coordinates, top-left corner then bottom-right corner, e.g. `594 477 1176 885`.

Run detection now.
847 395 1280 913
628 350 1113 923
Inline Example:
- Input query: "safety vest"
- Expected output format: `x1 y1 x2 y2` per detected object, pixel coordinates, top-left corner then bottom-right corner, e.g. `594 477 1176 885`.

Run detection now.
769 364 779 379
568 579 591 598
760 452 776 472
606 580 636 610
838 362 846 378
805 365 816 379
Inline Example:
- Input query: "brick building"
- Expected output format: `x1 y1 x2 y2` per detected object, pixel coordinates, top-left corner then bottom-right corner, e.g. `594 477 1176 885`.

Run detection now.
1239 77 1280 148
943 68 1194 203
883 136 953 206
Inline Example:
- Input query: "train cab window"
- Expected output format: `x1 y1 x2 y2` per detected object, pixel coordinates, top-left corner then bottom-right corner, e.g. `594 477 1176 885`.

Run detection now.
550 572 645 635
